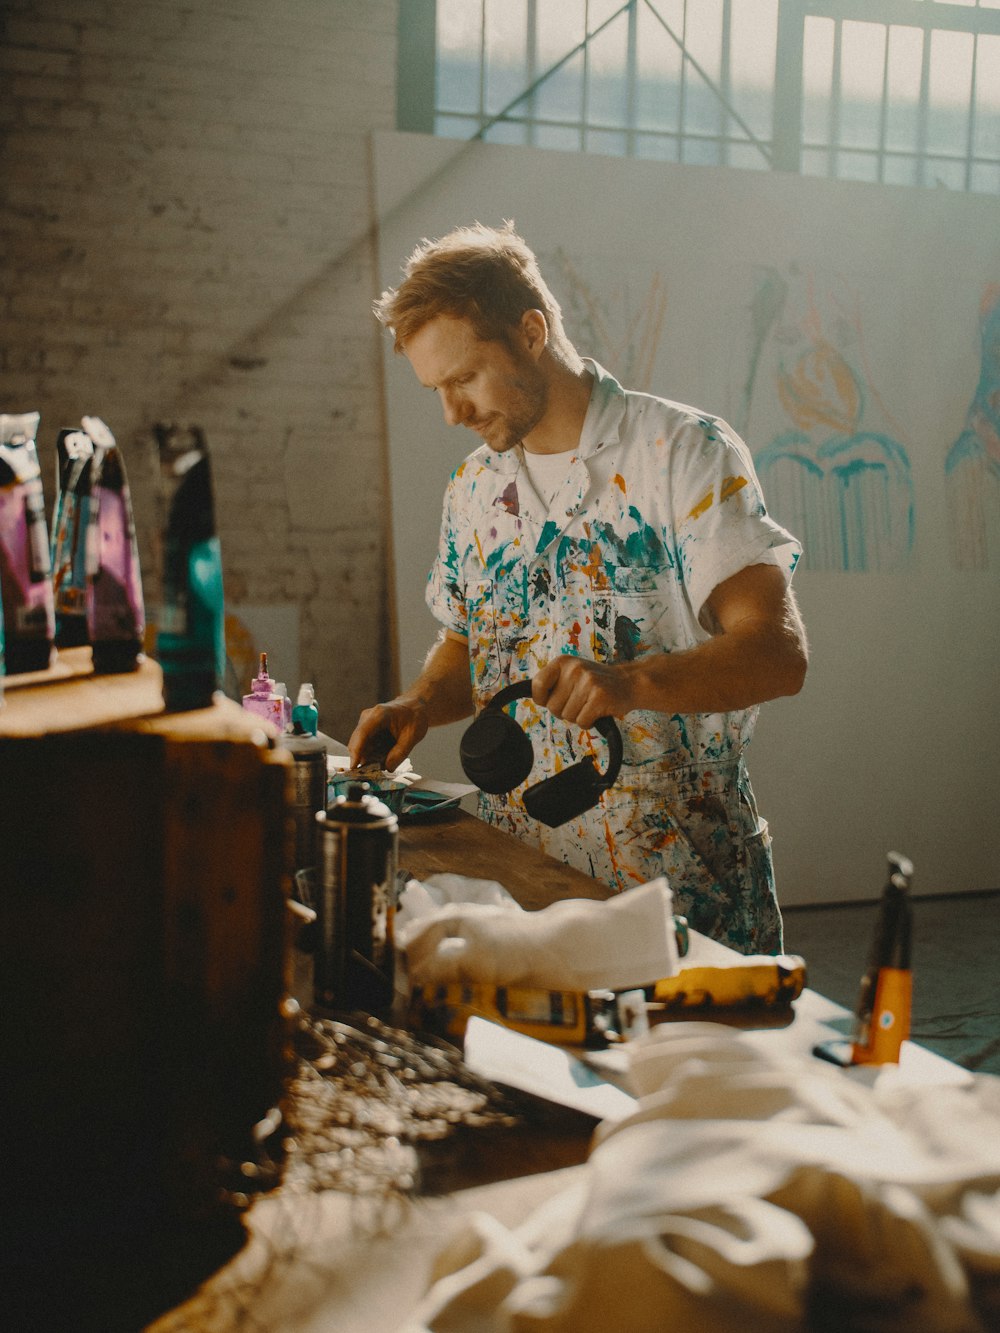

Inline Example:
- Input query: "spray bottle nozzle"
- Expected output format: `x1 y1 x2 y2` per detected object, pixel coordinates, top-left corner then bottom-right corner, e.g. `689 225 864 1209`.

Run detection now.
888 851 914 882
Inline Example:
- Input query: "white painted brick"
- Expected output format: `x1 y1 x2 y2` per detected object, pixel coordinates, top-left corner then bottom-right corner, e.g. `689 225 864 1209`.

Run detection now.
2 0 403 718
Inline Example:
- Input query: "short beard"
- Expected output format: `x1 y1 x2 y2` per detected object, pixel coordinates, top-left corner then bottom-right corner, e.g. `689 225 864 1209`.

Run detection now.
484 370 547 451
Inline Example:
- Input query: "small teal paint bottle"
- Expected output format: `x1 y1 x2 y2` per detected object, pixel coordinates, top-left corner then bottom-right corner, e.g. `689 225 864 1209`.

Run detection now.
154 424 226 712
292 683 319 736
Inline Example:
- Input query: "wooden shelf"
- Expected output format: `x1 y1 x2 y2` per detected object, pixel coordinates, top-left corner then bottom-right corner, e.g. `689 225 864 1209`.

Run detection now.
0 645 284 743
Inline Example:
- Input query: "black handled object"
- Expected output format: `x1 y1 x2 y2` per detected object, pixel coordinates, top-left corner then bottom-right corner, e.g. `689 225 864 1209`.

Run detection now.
459 679 623 828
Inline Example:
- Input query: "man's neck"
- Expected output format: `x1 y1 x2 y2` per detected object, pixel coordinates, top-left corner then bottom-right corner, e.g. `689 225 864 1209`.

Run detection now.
522 361 594 455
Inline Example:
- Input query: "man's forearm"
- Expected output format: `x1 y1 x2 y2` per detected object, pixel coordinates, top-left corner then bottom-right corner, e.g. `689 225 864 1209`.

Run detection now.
396 630 474 727
623 617 807 715
533 569 808 729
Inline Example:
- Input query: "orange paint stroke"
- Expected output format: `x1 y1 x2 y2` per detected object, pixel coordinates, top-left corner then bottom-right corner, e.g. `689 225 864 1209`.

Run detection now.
778 337 859 434
688 489 714 520
720 475 748 502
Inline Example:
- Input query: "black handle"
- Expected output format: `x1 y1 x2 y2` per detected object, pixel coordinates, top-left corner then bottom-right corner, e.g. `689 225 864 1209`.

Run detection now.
485 678 622 790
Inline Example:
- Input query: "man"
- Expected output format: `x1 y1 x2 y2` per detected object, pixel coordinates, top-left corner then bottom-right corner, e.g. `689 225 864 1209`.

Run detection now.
350 222 807 953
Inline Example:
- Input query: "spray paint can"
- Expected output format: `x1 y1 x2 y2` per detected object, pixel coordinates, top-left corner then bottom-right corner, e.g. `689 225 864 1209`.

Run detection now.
315 784 398 1013
850 851 914 1065
280 730 328 879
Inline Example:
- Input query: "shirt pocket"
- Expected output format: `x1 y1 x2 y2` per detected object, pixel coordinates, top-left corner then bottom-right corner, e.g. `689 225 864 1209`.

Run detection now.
609 562 694 659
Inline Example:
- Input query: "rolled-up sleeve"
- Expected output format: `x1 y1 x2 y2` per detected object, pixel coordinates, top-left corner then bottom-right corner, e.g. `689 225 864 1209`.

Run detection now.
672 416 801 624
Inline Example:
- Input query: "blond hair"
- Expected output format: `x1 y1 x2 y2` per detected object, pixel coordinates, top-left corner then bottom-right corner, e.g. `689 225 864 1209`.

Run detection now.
374 220 577 363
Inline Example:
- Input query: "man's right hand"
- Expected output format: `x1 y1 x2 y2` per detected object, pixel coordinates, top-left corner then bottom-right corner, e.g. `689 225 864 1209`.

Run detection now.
347 630 474 772
347 698 430 773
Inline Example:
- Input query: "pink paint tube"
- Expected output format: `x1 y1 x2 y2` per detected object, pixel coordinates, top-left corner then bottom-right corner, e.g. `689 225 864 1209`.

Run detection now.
81 416 146 673
0 411 55 674
242 651 286 730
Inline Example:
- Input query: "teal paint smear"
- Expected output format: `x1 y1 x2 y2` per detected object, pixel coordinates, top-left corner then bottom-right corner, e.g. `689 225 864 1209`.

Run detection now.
592 514 673 573
536 519 560 554
756 428 912 572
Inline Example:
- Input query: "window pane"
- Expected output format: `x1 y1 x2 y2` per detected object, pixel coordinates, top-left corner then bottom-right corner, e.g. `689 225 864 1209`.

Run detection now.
435 113 483 139
729 0 777 141
586 8 630 128
922 155 967 190
882 153 919 188
803 17 835 147
683 0 724 136
837 149 880 183
534 0 586 121
682 137 722 166
801 145 832 177
973 34 1000 159
635 0 683 132
970 160 1000 193
483 118 530 145
926 28 973 156
484 0 529 116
884 25 923 154
839 21 886 152
534 122 584 151
635 132 679 161
586 128 628 155
729 140 769 170
437 0 483 114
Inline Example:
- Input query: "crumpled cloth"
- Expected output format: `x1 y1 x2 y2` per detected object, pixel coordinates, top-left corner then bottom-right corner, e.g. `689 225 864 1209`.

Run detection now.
400 1024 1000 1333
395 875 677 993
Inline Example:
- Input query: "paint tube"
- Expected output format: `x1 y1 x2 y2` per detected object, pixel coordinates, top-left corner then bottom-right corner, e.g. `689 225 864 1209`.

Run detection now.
154 423 226 711
81 416 146 673
51 428 96 648
0 411 55 674
850 851 913 1065
242 651 286 729
813 854 914 1070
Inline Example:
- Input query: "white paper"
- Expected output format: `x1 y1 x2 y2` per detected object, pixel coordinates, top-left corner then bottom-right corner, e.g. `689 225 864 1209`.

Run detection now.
463 1017 638 1124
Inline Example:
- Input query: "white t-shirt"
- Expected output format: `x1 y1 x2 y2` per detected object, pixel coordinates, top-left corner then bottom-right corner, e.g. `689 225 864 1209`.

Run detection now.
518 446 575 510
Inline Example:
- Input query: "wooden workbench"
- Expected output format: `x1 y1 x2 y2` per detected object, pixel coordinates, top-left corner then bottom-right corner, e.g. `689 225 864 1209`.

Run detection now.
399 806 612 911
3 666 967 1333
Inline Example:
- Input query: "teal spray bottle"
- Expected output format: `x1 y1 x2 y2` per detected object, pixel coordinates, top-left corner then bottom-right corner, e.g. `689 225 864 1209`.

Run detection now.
153 424 226 712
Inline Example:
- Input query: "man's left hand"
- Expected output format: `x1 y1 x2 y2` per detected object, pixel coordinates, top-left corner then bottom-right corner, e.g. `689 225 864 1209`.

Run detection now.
532 655 635 730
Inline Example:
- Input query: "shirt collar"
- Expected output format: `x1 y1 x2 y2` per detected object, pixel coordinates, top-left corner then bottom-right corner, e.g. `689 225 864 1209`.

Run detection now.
473 358 627 474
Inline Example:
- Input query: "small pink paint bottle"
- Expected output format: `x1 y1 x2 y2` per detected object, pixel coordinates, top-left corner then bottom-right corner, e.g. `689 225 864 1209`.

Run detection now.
242 651 285 730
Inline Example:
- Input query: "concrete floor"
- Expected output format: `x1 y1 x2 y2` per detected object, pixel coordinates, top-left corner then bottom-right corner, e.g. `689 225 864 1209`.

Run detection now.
782 891 1000 1074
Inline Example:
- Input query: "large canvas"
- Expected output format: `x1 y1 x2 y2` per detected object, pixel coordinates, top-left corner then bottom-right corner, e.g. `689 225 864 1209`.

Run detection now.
373 130 1000 903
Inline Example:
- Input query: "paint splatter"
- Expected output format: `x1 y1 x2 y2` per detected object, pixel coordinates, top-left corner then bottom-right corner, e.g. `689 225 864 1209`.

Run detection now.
945 284 1000 571
741 265 913 573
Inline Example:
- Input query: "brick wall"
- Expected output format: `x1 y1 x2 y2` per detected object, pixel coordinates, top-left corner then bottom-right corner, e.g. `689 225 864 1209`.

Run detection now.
1 0 399 740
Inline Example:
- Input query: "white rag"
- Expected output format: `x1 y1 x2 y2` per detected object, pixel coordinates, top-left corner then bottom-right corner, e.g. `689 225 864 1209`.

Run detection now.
396 875 677 993
400 1023 1000 1333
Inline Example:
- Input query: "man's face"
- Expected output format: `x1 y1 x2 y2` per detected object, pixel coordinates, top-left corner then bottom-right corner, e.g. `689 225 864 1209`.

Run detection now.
403 314 547 452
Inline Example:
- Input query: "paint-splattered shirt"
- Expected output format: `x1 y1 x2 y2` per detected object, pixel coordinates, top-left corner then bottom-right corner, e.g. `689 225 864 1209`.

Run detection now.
427 361 802 952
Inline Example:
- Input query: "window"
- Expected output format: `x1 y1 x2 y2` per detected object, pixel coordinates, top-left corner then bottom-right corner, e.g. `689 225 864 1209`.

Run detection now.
399 0 1000 194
